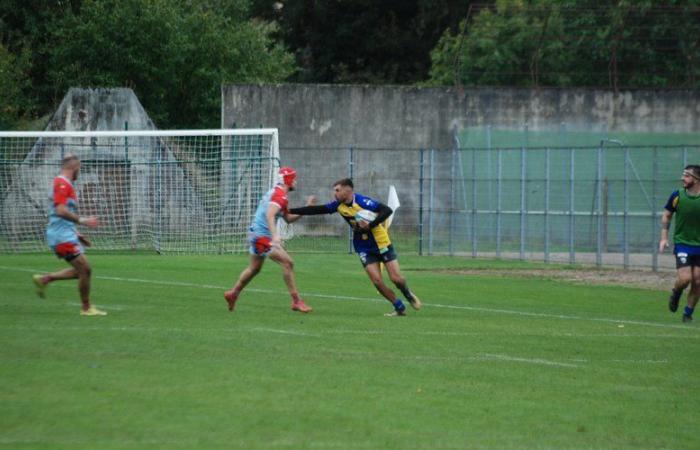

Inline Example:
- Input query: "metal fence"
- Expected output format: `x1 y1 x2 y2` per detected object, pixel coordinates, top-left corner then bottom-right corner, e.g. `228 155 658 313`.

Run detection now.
282 143 700 271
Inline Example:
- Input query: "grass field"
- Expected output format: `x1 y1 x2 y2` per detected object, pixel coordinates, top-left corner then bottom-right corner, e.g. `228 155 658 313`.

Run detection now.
1 252 698 449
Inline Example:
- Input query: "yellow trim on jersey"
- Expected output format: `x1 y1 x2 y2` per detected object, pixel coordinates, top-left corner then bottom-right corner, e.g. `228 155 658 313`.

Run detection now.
337 202 392 249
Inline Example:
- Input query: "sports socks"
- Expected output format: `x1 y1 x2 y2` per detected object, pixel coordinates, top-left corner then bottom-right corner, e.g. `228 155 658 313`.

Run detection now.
398 284 414 301
684 306 695 318
393 299 406 312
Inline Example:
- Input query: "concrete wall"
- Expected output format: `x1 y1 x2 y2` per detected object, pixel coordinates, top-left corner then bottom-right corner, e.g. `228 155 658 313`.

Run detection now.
222 84 700 150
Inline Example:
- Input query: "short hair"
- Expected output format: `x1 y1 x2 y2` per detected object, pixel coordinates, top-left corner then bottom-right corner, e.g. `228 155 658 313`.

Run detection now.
684 165 700 179
333 178 353 189
61 154 80 169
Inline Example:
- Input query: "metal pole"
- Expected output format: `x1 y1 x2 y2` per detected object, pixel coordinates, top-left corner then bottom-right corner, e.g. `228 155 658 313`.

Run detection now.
472 146 478 257
496 148 502 258
520 146 526 260
544 147 550 263
623 147 630 269
449 145 456 256
419 149 424 256
348 146 354 254
429 149 435 255
569 148 575 264
596 145 603 268
652 147 659 271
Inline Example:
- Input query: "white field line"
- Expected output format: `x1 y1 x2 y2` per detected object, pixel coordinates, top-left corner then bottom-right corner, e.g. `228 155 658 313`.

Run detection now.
3 265 696 331
480 353 580 368
250 327 321 337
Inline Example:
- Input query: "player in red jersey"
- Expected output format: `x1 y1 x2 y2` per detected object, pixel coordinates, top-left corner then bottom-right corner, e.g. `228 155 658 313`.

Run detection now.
32 154 106 316
224 167 312 313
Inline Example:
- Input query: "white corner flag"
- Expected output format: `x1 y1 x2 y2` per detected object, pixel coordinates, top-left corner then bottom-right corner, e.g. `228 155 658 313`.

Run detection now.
385 185 400 229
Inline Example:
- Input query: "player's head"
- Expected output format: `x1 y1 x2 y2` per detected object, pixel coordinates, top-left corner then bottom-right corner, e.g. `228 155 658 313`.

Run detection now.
682 165 700 188
278 166 297 190
61 154 81 181
333 178 354 203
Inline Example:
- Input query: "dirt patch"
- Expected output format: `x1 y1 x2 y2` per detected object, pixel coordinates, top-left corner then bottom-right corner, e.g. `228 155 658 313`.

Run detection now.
426 268 676 291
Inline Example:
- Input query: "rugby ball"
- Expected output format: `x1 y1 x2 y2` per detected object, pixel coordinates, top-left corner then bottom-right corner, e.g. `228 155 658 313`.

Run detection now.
355 209 377 223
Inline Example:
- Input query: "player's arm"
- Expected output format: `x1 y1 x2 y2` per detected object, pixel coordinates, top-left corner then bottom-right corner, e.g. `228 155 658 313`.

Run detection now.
288 205 333 215
357 203 393 231
659 191 678 253
55 204 99 227
267 202 282 247
659 209 673 253
284 196 317 223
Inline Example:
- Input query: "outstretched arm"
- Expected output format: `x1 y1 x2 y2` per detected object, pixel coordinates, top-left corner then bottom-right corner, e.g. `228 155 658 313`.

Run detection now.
288 205 331 215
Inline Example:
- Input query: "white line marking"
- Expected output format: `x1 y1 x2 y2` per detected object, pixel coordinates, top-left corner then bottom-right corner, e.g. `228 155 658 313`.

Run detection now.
251 327 320 337
481 353 579 368
3 264 697 331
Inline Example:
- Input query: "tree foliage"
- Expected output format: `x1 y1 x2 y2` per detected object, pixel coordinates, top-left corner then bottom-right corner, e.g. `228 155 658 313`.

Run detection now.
0 0 296 129
427 0 700 89
251 0 473 83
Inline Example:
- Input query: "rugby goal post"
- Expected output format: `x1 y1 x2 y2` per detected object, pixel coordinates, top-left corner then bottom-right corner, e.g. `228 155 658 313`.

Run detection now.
0 129 280 254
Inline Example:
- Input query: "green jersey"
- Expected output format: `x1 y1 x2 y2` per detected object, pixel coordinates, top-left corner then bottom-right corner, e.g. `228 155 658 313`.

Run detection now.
665 189 700 247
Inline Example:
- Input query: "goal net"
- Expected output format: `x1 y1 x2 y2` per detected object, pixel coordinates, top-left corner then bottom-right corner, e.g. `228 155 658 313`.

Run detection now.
0 129 280 254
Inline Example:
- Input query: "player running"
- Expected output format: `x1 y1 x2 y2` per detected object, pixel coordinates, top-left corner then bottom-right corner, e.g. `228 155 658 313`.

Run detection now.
289 178 421 316
224 166 312 313
660 165 700 323
32 154 106 316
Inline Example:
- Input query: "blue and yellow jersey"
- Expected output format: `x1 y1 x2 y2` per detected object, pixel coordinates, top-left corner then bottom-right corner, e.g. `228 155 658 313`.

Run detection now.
324 194 391 254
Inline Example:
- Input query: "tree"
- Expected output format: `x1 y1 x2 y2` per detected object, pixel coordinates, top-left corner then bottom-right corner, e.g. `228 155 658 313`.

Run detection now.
251 0 474 83
427 0 700 89
46 0 296 128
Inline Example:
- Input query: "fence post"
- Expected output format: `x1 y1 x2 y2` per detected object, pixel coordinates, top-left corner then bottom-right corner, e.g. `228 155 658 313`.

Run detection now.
569 148 575 264
449 145 456 256
544 147 550 263
472 146 478 258
418 149 424 256
429 149 435 255
652 147 659 271
596 145 603 268
623 147 630 269
348 146 354 254
496 147 502 258
519 147 526 260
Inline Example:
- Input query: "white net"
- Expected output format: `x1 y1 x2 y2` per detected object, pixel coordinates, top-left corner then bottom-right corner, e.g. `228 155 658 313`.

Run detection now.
0 129 280 254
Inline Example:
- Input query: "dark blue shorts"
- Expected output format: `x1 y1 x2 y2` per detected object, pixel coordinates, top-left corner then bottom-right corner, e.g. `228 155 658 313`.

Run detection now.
358 245 398 267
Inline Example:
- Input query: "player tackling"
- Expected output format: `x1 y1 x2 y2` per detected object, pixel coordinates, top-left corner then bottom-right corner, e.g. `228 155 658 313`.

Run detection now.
289 178 421 316
224 166 312 313
659 165 700 323
32 154 106 316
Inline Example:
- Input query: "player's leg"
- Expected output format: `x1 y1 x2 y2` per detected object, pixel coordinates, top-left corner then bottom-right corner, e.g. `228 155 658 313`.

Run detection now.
69 254 105 316
224 254 265 311
32 242 82 298
32 268 78 298
682 264 700 322
383 256 421 310
670 261 692 313
269 246 312 313
363 261 405 316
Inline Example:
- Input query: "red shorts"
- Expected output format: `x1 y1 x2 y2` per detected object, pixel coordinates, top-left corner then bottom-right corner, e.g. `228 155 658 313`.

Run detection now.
53 242 83 261
248 235 272 256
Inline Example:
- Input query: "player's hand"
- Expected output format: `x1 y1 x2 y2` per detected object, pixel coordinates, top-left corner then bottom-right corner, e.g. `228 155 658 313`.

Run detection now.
77 233 92 248
79 216 99 228
356 220 370 231
271 234 282 248
659 239 669 253
305 195 317 206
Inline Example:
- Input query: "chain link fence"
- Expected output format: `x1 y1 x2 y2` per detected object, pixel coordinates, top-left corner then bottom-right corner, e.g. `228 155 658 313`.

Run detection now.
282 143 700 271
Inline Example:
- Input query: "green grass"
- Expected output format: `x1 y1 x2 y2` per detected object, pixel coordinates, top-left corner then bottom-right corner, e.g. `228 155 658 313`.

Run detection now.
1 253 698 449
